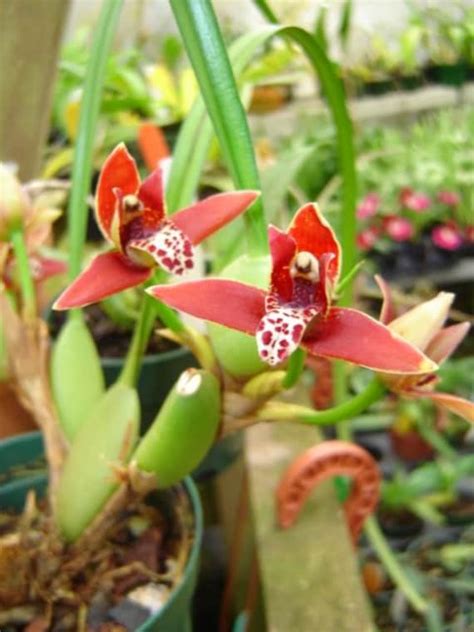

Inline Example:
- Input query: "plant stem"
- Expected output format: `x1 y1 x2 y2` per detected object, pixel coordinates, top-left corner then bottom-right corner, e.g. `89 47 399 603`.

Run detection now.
117 293 156 388
118 272 185 388
295 377 386 425
364 516 428 614
416 419 457 459
170 0 267 257
10 229 36 320
282 348 306 389
66 0 123 321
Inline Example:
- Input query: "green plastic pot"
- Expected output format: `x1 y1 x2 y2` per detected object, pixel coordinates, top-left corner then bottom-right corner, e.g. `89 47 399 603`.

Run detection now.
102 347 197 431
0 432 203 632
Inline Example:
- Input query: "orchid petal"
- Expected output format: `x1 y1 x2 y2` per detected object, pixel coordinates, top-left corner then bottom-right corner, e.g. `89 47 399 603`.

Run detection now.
256 306 317 366
409 389 474 423
172 191 259 245
303 307 437 374
388 292 454 352
268 225 296 303
374 274 395 325
425 322 471 365
127 221 195 275
148 278 266 334
138 166 166 224
95 144 140 244
54 251 151 310
31 255 67 282
288 204 341 284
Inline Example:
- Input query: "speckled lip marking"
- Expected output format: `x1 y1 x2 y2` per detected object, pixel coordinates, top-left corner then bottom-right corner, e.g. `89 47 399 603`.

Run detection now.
127 221 195 275
256 306 317 366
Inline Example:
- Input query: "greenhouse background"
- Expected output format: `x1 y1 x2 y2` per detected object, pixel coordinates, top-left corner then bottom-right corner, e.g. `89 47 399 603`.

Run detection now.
0 1 472 631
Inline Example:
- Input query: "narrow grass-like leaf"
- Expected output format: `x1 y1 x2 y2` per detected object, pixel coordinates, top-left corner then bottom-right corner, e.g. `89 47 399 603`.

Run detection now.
55 384 139 542
67 0 123 289
170 0 267 256
51 318 105 440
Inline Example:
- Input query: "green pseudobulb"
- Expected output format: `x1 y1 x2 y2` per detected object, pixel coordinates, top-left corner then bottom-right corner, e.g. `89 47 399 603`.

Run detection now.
51 318 105 440
134 369 220 487
56 383 140 542
208 255 270 378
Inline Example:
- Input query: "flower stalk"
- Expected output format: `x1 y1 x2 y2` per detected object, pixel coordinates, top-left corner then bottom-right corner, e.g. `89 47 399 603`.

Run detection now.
364 516 428 614
10 229 36 320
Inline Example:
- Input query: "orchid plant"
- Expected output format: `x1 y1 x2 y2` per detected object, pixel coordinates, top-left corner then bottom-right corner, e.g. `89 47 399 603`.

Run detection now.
2 0 473 628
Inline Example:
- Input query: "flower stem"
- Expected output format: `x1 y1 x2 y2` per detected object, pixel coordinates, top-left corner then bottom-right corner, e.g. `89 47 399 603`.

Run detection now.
10 229 36 320
364 516 428 614
282 348 306 389
255 377 386 427
118 272 185 388
303 376 385 426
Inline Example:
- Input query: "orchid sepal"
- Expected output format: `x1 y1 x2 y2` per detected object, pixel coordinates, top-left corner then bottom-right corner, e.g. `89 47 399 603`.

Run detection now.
55 143 259 310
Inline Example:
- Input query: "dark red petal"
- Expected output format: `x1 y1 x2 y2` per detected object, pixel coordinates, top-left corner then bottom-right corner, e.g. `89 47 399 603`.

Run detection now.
268 225 296 303
288 204 341 284
303 307 436 374
138 166 166 226
172 191 259 245
95 144 140 242
148 279 266 334
53 251 151 310
425 322 470 365
409 389 474 423
375 274 395 325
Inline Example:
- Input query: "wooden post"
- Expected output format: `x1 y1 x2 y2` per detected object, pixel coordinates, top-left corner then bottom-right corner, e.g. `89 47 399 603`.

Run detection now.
0 0 70 179
245 421 375 631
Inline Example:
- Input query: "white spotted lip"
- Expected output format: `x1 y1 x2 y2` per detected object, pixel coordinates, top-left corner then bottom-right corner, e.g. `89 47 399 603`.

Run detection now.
127 221 195 275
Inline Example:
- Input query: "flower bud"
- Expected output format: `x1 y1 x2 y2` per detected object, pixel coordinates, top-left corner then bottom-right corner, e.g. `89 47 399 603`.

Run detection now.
0 163 29 240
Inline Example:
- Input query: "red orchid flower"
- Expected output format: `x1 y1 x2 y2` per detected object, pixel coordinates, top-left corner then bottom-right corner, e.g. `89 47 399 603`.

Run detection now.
54 144 258 310
148 204 436 374
376 276 474 423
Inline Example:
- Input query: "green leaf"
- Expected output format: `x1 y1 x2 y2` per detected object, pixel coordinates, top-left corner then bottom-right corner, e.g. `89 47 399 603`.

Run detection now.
170 0 266 257
134 369 220 487
51 318 105 440
55 384 140 542
66 0 123 293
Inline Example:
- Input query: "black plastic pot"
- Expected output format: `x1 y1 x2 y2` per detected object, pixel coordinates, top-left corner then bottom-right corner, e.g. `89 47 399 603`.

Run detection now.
362 78 397 96
426 63 468 86
397 73 424 91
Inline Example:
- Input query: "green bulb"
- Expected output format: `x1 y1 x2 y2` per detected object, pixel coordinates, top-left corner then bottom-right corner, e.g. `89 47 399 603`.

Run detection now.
208 255 270 378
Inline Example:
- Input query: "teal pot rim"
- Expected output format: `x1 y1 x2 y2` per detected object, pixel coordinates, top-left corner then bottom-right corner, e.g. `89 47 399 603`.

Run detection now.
0 432 203 630
96 343 190 369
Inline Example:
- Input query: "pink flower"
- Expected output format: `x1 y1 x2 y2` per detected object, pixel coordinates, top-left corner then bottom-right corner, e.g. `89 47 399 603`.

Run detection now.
384 216 414 242
437 191 460 207
431 223 463 251
399 187 431 212
357 226 379 250
356 193 380 219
